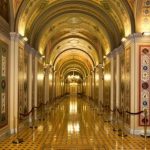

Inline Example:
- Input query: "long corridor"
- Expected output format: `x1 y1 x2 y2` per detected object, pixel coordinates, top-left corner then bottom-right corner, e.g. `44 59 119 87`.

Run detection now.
0 96 150 150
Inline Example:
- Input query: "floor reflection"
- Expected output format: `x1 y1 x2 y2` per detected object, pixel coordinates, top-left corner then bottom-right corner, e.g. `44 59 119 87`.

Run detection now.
0 95 150 149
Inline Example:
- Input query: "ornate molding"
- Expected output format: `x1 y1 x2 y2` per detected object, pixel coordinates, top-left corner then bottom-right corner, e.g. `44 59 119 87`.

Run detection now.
107 45 124 58
0 17 9 37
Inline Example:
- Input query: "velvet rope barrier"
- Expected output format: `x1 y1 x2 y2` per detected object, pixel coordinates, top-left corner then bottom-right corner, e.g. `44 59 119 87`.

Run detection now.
19 102 48 118
126 110 143 115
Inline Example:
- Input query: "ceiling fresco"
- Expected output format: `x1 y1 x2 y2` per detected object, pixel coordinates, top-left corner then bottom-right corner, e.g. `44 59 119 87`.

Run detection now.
127 0 136 10
35 13 112 57
15 0 136 77
16 0 134 51
54 50 93 71
49 37 99 66
13 0 23 15
136 0 150 32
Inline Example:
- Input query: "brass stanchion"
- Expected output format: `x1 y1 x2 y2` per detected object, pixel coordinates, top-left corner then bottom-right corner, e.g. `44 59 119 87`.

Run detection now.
104 105 111 122
101 102 104 115
12 116 24 144
40 104 45 121
113 108 121 132
118 107 127 137
30 107 37 129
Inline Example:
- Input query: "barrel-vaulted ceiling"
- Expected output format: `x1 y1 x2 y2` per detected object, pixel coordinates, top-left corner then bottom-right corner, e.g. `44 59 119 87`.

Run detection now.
15 0 135 78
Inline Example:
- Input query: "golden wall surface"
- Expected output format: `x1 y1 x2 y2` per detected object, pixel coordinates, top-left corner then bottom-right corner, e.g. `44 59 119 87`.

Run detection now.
37 61 44 105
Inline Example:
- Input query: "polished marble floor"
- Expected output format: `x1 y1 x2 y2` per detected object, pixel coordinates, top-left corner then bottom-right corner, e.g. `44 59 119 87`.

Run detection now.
0 95 150 150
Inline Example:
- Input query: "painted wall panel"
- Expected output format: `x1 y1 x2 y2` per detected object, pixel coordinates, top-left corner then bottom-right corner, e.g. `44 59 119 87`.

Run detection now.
124 47 131 125
18 46 28 117
120 51 125 111
0 40 8 128
139 45 150 126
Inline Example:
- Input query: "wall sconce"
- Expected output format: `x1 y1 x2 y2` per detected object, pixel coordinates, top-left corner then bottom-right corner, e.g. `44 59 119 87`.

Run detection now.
104 73 111 81
41 55 45 59
103 55 106 59
22 36 28 42
121 37 127 42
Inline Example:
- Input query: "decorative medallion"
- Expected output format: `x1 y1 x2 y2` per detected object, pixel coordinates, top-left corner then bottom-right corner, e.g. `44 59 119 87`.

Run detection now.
143 101 148 106
143 66 148 70
142 82 149 89
1 80 6 90
139 45 150 126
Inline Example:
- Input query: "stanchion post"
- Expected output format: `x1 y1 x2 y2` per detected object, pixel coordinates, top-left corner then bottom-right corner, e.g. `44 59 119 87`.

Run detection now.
12 116 24 144
118 106 127 137
113 108 121 132
103 104 110 122
30 107 37 129
98 102 103 116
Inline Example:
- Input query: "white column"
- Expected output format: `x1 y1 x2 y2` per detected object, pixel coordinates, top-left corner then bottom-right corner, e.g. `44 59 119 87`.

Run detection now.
52 70 56 101
116 53 120 108
88 75 91 98
44 68 50 103
14 33 19 133
49 67 53 102
92 71 95 100
110 56 115 110
34 56 38 120
90 74 92 99
9 32 19 133
9 32 15 134
98 66 103 106
28 51 32 122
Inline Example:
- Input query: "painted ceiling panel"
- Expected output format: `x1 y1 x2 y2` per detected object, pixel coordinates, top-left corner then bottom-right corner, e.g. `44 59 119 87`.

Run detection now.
15 0 135 77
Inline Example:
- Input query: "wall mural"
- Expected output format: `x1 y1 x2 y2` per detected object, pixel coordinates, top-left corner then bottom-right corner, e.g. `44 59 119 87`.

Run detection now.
139 45 150 126
37 61 44 106
0 40 8 128
124 47 131 125
104 61 111 107
32 56 35 107
120 51 125 111
0 0 9 22
18 46 28 118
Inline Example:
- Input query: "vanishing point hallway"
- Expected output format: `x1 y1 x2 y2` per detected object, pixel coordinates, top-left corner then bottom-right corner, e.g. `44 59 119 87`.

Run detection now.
0 96 149 150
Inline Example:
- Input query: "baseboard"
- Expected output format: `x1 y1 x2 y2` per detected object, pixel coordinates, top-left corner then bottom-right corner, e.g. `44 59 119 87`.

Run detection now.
128 128 150 135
